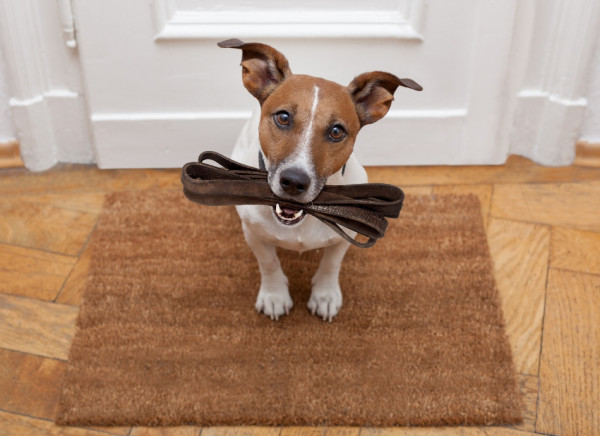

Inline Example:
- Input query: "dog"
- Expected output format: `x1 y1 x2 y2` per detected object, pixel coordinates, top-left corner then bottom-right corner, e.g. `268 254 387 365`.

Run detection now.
219 39 422 321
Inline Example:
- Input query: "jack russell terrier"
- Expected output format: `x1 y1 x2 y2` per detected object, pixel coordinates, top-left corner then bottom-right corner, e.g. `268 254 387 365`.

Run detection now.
219 39 422 321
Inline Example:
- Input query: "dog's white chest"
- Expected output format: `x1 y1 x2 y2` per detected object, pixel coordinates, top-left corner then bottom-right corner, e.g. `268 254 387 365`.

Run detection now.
236 204 342 252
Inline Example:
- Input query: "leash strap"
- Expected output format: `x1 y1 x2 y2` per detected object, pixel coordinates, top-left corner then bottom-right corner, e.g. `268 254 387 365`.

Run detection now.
181 151 405 248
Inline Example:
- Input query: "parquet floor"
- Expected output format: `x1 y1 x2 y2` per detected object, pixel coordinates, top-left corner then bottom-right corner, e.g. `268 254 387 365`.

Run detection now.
1 155 599 436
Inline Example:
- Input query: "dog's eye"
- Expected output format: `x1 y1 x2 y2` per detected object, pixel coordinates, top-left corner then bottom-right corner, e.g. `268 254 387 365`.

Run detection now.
274 111 291 128
328 125 346 142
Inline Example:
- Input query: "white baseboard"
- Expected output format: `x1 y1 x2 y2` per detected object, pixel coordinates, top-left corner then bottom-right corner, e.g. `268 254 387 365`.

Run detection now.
91 112 251 169
356 109 469 166
10 91 94 171
91 109 469 168
510 91 587 166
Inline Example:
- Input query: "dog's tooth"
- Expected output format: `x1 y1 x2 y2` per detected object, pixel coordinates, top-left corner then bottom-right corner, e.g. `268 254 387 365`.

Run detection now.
275 203 304 222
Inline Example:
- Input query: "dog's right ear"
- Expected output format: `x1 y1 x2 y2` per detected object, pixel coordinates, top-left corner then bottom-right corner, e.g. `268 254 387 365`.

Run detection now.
218 39 292 104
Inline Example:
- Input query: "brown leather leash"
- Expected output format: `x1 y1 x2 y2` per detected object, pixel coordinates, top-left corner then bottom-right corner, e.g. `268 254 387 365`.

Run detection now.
181 151 405 248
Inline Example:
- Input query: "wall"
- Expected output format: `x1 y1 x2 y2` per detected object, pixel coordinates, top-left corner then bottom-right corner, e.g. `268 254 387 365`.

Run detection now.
1 0 599 169
580 33 600 143
507 0 600 166
0 42 15 143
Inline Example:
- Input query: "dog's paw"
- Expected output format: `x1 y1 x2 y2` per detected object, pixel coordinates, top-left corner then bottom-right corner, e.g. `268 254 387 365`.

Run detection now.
255 290 293 321
307 286 342 322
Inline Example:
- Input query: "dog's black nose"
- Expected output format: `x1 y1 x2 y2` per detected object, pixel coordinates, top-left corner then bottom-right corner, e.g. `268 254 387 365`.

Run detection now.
280 167 310 196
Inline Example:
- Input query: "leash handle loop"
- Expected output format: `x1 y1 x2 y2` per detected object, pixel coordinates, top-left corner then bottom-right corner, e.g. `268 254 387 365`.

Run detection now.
181 151 404 248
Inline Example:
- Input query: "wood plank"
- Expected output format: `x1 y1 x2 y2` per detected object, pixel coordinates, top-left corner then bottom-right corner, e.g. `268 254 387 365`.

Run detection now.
202 427 280 436
432 184 492 228
280 428 359 436
360 426 534 435
0 349 66 420
56 243 92 306
401 186 433 196
537 269 600 435
0 348 131 436
0 243 76 300
0 195 99 256
0 140 25 169
129 426 201 435
0 293 78 360
514 374 538 433
491 181 600 231
0 165 180 196
323 428 360 436
0 410 116 436
280 428 324 436
574 140 600 167
486 218 549 375
551 227 600 275
15 192 107 214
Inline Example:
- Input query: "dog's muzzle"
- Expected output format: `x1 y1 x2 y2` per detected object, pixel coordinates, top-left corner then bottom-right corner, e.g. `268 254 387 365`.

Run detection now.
272 166 312 225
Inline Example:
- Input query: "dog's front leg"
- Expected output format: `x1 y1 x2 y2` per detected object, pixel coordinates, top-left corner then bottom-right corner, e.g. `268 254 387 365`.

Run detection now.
308 240 351 322
241 222 293 320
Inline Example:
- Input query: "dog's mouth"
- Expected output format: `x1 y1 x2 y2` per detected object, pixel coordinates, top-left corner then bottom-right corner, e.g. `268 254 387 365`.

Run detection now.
273 203 305 226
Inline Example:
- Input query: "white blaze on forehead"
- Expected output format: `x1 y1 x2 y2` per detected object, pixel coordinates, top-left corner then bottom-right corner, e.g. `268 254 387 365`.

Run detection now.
294 85 320 171
271 84 323 202
307 85 320 133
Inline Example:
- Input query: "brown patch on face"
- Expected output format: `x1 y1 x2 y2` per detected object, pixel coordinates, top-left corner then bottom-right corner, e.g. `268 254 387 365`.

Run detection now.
259 75 361 181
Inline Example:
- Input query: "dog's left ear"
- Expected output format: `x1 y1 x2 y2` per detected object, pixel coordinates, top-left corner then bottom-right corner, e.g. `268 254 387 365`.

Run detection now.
348 72 422 126
218 38 292 104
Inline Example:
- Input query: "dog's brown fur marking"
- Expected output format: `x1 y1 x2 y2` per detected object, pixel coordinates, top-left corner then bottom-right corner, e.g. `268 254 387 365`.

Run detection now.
259 75 360 179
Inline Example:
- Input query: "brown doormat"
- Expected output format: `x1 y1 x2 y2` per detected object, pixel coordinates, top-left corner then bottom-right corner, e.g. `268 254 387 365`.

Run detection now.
56 190 522 427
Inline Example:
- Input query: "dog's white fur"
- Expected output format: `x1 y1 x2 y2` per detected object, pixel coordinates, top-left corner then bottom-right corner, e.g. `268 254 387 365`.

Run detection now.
232 109 367 321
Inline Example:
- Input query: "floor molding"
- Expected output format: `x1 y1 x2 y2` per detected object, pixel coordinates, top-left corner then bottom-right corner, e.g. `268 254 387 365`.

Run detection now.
0 140 24 169
574 140 600 168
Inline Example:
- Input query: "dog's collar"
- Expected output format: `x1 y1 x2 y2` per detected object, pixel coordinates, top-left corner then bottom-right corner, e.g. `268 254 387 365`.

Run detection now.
258 150 346 176
258 150 267 172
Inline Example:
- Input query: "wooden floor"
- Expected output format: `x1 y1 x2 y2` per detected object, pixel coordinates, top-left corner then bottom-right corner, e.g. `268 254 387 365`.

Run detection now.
1 155 599 436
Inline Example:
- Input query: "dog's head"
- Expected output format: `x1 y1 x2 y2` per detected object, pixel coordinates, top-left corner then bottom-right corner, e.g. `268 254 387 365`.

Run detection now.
219 39 421 220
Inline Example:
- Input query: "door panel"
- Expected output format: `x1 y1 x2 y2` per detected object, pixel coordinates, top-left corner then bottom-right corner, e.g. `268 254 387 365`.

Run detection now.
73 0 517 168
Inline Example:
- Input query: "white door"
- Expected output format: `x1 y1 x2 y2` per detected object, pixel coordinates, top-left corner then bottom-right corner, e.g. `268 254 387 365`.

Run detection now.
73 0 518 168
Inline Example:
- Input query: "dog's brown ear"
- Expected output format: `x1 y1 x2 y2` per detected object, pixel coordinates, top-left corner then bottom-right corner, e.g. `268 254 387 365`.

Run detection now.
218 39 292 104
348 72 422 126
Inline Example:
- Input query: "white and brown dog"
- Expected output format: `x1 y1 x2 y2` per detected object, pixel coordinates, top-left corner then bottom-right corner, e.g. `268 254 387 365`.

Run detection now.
220 39 422 321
